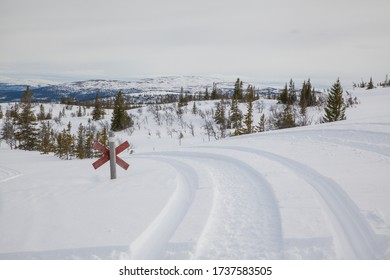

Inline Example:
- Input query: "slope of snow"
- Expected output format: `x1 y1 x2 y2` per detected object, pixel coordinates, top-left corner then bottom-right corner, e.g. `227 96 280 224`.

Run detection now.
0 75 59 88
0 88 389 259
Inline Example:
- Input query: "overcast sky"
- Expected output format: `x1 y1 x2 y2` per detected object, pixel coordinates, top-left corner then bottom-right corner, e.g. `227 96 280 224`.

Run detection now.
1 0 389 86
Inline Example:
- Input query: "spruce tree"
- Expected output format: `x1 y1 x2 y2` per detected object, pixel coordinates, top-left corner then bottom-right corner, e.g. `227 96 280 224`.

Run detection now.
279 83 288 104
211 82 219 100
1 109 16 149
76 123 86 159
37 104 46 120
288 79 296 104
323 79 346 122
229 96 242 133
15 102 38 150
55 132 65 159
233 78 244 100
255 113 266 132
111 91 133 131
204 87 210 100
0 105 3 119
61 122 75 160
277 104 296 129
21 86 33 103
92 93 104 120
39 121 53 154
213 97 227 137
77 106 83 117
367 77 374 89
242 85 254 134
85 130 95 158
100 126 108 147
192 102 197 115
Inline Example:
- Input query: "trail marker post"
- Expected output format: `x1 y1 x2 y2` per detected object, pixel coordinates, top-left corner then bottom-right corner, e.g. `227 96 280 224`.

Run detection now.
92 131 130 179
109 131 117 179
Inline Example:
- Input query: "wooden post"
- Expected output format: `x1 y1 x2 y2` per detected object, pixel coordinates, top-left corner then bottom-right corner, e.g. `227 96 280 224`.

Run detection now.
109 131 117 180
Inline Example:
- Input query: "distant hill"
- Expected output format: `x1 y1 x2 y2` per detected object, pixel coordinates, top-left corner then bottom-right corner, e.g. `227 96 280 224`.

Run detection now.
0 76 283 103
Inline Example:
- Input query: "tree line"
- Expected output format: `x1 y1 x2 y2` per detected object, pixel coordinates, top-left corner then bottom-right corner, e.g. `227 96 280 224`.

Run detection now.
0 87 134 159
206 77 348 139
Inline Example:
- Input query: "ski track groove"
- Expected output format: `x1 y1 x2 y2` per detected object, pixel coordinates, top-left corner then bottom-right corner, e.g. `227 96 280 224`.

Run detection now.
129 156 198 259
0 165 21 183
144 151 283 259
201 145 384 259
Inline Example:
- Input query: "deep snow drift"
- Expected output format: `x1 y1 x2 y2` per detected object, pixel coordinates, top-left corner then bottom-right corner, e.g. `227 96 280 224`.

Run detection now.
0 88 389 259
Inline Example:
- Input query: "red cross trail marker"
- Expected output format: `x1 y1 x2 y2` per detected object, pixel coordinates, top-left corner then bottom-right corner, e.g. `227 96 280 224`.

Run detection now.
92 141 110 169
92 132 130 179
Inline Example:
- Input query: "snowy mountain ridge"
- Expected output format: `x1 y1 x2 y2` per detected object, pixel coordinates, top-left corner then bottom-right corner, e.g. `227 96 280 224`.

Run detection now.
0 75 284 102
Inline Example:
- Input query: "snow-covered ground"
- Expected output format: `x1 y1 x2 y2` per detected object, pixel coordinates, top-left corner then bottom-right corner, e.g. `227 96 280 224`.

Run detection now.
0 88 389 259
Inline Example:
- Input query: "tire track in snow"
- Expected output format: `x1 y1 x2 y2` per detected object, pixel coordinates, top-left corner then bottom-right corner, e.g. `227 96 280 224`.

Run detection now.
207 146 384 259
129 157 198 259
294 129 390 158
0 166 21 183
149 151 283 259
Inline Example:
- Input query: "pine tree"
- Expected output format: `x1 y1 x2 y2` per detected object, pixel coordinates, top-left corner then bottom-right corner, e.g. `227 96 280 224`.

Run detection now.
55 132 65 159
37 104 46 120
178 87 188 106
255 113 266 132
211 82 219 100
39 121 53 154
323 79 346 122
229 96 243 133
84 119 96 158
76 123 86 159
92 93 104 120
61 122 75 160
192 102 197 115
204 87 210 100
21 86 33 103
367 77 374 89
111 91 133 131
242 85 254 134
279 83 288 104
213 97 227 137
288 79 297 104
77 106 83 117
0 105 3 120
277 104 296 129
233 78 244 100
1 109 16 149
100 126 108 148
14 102 38 150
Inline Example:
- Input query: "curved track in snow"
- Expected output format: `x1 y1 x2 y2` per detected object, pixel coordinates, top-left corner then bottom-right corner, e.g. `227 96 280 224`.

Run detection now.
129 157 198 259
293 129 390 157
0 165 21 183
131 151 283 259
200 146 384 259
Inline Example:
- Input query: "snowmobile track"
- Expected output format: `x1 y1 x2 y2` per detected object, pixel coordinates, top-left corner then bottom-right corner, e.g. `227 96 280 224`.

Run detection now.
0 165 21 183
207 146 384 259
145 151 284 259
129 156 198 259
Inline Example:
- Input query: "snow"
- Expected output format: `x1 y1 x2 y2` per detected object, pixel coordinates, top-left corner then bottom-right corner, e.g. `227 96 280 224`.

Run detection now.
0 88 389 259
0 75 60 88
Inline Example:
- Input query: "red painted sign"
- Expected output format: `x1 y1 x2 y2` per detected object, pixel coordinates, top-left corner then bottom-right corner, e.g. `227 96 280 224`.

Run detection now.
92 141 130 170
